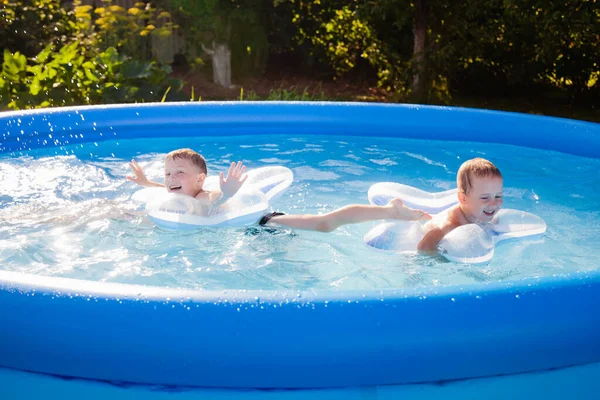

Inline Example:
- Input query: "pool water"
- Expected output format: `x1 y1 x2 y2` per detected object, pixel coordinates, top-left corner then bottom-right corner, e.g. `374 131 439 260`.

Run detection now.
1 134 599 291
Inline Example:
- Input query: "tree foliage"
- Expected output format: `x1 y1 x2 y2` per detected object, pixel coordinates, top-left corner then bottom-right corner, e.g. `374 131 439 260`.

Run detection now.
0 0 75 57
274 0 599 103
1 0 598 109
0 0 183 109
159 0 270 78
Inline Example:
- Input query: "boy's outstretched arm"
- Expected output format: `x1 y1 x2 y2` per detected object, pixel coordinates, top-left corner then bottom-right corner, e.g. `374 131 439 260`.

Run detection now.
266 198 431 232
127 160 164 188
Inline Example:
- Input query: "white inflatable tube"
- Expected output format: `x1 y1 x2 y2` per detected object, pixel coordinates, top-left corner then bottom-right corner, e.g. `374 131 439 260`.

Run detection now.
132 166 293 230
368 182 458 214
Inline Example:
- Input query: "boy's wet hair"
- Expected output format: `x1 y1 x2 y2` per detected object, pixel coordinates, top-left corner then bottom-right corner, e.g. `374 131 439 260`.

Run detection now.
457 158 502 194
165 148 207 174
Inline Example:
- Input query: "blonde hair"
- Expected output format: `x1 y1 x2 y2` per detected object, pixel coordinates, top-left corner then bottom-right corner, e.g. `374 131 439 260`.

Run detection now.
457 158 502 194
165 148 207 174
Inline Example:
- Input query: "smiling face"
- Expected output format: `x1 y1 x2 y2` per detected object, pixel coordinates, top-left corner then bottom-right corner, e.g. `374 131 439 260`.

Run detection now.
459 175 504 223
163 157 206 198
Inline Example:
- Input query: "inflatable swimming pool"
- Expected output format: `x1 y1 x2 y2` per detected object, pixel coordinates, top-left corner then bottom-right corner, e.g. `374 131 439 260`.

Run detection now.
1 102 599 392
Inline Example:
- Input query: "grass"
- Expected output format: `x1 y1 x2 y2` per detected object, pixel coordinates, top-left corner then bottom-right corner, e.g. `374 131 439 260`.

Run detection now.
240 85 327 101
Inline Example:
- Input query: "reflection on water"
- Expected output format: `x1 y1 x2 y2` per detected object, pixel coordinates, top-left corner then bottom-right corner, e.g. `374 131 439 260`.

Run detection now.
0 135 599 290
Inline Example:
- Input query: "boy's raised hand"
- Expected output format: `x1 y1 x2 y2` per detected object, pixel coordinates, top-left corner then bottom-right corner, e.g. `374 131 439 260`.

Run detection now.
127 159 153 187
219 161 248 199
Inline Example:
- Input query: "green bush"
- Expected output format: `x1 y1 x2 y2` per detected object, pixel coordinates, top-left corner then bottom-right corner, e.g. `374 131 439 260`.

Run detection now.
0 42 182 109
0 0 183 110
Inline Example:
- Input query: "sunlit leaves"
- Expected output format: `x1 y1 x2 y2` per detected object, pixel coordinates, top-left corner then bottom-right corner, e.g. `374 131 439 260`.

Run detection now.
0 41 181 110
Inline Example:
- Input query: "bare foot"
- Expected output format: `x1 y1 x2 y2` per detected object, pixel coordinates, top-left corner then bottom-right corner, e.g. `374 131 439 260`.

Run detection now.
388 198 432 221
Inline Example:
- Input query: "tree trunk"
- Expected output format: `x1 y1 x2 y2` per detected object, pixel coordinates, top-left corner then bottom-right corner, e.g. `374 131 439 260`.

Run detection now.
203 42 232 88
411 0 428 102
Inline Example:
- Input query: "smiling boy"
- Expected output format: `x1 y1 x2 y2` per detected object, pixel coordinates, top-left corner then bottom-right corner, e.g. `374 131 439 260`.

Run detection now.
417 157 503 254
127 148 247 207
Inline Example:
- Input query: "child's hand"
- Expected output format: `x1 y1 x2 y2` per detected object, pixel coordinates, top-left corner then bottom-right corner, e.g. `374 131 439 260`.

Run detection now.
219 161 248 199
126 159 153 187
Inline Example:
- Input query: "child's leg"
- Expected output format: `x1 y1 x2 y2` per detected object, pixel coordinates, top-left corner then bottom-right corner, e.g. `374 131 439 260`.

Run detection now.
264 198 430 232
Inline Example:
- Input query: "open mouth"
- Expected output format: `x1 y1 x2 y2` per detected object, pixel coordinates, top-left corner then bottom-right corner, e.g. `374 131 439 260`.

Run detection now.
483 210 496 217
169 185 182 192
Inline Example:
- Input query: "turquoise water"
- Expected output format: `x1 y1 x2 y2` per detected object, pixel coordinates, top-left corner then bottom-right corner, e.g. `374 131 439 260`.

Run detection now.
1 135 599 290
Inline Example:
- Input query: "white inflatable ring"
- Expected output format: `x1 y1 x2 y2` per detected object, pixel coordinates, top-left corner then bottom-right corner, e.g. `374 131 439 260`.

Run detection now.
368 182 458 214
364 183 547 264
132 166 293 230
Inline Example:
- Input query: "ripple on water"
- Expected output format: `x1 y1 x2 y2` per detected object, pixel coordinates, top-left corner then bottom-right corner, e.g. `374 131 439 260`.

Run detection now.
0 134 599 290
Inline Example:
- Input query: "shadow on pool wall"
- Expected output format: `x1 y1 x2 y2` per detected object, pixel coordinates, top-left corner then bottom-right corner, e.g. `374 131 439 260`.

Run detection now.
1 102 599 391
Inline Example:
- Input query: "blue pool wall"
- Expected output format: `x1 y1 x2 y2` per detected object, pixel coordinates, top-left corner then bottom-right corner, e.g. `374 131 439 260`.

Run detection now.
1 102 599 158
2 269 600 389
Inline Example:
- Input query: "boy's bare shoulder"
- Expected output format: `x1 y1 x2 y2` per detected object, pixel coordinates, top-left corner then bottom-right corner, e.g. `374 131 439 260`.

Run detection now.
445 206 466 227
425 205 462 231
194 191 214 204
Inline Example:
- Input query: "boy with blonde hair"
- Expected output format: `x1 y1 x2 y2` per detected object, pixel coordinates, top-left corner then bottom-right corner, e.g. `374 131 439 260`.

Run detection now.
417 157 503 253
127 148 247 207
